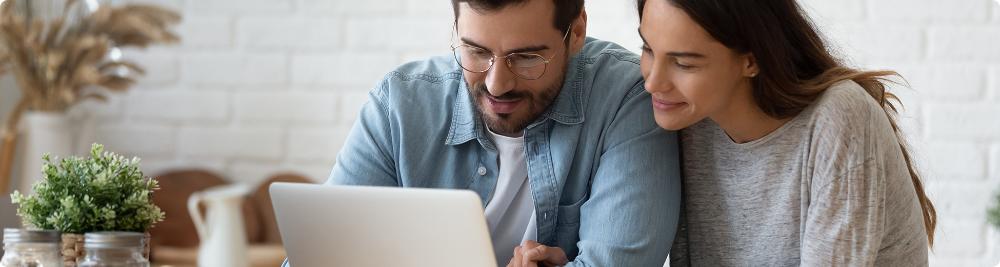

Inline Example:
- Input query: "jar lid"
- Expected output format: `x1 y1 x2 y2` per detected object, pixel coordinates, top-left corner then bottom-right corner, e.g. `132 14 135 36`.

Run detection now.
84 232 144 248
3 228 61 243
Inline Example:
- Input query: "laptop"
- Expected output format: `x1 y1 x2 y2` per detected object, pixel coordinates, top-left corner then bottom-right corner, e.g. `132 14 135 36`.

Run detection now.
270 182 497 267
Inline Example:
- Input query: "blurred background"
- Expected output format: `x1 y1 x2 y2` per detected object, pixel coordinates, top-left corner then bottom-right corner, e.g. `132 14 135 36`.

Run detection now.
0 0 997 266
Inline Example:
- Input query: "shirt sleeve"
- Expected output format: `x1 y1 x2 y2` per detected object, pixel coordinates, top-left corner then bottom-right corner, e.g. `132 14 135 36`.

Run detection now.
801 156 887 266
566 83 682 266
799 84 913 266
324 80 399 187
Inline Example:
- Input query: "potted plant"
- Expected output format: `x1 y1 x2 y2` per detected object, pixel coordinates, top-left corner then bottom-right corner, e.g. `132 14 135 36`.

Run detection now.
10 143 165 267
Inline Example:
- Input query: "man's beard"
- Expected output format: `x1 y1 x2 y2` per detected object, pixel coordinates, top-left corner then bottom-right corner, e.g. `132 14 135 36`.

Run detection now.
469 79 562 136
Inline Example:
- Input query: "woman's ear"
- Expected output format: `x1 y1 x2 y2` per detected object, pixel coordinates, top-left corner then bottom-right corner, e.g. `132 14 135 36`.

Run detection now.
570 9 588 54
742 53 760 78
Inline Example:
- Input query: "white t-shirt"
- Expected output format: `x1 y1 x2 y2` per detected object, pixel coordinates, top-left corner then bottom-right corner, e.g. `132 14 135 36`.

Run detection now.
483 129 537 266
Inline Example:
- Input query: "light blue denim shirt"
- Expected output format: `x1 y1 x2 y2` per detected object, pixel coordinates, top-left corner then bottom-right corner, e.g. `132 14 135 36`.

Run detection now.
285 38 681 266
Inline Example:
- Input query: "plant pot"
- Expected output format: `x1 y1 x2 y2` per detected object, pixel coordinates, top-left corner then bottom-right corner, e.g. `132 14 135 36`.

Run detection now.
15 111 79 195
60 232 151 267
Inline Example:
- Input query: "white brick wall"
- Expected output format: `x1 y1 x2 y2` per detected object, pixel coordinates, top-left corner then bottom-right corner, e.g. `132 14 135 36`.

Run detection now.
898 65 986 101
238 18 342 50
234 91 337 123
926 143 988 180
930 27 1000 61
290 53 397 86
52 0 998 265
180 53 287 85
188 0 293 15
174 17 232 49
177 127 284 160
93 123 176 157
927 104 1000 140
872 0 992 22
125 89 229 122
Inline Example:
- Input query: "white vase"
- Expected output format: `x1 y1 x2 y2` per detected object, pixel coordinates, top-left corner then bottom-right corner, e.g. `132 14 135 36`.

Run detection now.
15 111 80 195
189 184 251 267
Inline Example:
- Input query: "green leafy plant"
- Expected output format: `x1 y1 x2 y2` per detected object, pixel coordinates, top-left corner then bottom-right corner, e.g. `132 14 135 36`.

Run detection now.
10 143 164 234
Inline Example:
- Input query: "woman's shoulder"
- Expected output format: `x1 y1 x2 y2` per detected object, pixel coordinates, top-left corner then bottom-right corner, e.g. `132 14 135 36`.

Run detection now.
808 80 888 129
802 80 901 147
805 80 902 175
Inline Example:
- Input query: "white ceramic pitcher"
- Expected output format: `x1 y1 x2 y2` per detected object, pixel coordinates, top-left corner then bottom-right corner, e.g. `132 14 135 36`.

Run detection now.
188 183 251 267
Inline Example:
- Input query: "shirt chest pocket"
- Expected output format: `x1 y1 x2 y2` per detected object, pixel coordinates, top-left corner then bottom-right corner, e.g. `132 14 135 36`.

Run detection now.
554 193 586 259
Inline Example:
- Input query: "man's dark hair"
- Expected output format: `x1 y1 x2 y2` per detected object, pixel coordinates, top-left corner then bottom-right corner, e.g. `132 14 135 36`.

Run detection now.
451 0 584 34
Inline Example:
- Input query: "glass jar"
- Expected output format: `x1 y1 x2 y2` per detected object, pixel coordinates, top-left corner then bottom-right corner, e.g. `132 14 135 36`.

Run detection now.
0 228 63 267
77 232 147 267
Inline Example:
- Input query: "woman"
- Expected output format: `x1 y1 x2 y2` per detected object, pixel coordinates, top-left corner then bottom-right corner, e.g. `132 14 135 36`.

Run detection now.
509 0 935 266
637 0 934 265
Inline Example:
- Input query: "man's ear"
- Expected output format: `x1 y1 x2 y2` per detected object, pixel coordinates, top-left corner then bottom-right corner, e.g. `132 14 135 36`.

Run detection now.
569 9 588 54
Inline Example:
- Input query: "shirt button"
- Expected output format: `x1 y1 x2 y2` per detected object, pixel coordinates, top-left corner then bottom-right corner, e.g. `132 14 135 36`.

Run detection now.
477 166 487 176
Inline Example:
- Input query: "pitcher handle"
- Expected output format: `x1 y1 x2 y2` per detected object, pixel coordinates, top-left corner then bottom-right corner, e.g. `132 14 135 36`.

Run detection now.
188 192 207 242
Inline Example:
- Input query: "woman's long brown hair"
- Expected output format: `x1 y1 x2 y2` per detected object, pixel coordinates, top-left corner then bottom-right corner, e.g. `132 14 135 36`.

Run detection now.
638 0 936 245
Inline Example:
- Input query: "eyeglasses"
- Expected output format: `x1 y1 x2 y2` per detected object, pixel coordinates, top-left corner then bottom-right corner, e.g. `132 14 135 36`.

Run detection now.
451 26 572 80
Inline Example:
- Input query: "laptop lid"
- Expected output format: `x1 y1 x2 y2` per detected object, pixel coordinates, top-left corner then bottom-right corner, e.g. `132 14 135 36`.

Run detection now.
270 183 497 267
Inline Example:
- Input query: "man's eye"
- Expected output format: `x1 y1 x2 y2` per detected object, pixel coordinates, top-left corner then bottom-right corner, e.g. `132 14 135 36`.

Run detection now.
510 54 537 61
471 50 492 57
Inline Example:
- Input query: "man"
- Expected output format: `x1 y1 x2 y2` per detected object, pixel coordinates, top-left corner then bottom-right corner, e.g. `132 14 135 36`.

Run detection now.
294 0 681 265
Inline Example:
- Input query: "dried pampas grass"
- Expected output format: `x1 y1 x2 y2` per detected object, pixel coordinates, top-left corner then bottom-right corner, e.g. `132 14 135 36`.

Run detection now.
0 0 180 192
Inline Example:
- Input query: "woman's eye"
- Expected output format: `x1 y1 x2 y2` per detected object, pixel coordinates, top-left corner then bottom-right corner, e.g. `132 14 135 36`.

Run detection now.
674 61 695 70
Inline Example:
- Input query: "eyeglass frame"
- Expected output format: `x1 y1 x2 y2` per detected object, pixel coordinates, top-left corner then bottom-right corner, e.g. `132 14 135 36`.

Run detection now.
450 25 573 80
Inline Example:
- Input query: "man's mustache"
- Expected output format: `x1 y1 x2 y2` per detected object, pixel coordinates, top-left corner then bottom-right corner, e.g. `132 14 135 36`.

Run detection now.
474 83 528 101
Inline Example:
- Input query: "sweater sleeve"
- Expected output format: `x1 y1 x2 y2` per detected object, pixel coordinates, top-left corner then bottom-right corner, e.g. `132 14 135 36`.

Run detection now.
801 155 887 266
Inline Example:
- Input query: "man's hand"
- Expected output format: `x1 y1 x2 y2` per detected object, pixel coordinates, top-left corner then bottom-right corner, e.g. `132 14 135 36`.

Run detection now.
507 240 569 267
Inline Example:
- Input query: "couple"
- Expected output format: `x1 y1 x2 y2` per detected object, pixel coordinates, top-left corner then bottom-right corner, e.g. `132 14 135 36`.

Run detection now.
304 0 935 266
